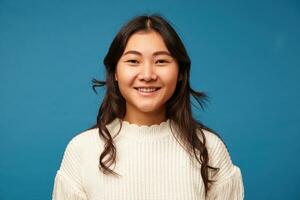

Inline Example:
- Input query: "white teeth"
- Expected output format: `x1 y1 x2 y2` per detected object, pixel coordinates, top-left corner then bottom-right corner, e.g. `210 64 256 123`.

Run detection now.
137 88 157 93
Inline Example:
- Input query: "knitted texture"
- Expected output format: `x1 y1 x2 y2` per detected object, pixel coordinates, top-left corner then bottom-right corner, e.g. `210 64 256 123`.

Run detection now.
52 119 244 200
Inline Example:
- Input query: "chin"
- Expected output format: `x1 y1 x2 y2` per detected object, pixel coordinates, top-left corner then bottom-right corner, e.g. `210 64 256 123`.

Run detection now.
136 105 161 113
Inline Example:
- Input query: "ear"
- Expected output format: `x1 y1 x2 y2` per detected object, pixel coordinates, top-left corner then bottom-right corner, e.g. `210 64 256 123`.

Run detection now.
115 73 118 81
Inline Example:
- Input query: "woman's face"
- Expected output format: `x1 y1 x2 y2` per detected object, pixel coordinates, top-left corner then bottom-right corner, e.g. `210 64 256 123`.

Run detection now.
115 30 179 119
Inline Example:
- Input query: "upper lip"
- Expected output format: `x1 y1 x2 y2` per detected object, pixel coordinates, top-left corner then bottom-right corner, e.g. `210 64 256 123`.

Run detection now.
134 86 161 89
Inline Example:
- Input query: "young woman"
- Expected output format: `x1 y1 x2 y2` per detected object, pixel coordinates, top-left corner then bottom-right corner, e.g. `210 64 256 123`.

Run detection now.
52 15 244 199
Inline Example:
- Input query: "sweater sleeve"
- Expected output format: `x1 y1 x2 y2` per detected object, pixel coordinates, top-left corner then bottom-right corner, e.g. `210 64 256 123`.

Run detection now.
52 137 88 200
204 130 244 200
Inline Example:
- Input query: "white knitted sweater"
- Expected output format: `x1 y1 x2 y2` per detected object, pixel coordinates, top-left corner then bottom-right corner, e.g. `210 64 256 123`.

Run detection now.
52 119 244 200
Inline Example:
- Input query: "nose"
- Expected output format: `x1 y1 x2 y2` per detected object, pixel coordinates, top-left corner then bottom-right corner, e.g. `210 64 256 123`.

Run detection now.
138 62 157 81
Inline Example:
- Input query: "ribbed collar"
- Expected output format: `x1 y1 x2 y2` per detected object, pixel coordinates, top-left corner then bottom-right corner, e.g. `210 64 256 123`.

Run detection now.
106 118 172 141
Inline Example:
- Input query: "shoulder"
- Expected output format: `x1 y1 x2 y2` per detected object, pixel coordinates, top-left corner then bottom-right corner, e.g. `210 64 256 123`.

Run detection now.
199 129 237 178
57 128 101 175
196 128 226 153
200 131 244 197
71 128 99 145
201 129 226 154
65 119 121 153
54 129 98 199
197 128 244 195
65 128 100 155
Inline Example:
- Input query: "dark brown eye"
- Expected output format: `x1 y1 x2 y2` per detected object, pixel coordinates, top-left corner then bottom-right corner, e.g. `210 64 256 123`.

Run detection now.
156 59 169 65
126 60 139 64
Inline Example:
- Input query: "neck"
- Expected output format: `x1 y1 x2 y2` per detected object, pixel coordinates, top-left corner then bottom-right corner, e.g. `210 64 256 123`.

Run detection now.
124 106 166 126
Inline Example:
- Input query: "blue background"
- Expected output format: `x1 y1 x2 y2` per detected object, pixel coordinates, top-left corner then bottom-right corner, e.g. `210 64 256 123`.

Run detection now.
1 0 299 199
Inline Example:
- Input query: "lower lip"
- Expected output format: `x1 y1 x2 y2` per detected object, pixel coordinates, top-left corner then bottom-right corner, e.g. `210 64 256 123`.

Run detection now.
135 88 160 96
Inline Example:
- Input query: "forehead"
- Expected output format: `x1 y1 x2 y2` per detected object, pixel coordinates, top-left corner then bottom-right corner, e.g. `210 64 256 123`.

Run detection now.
124 30 169 53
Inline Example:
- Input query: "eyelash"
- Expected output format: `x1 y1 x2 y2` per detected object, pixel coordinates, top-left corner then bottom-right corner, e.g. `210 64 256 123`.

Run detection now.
126 59 139 64
156 59 169 64
125 59 170 65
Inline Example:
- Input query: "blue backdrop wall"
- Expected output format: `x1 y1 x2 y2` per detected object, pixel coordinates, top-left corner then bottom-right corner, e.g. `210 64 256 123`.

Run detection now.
1 0 299 199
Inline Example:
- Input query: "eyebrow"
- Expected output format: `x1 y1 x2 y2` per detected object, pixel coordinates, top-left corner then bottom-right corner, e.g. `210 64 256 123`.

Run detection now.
123 50 172 56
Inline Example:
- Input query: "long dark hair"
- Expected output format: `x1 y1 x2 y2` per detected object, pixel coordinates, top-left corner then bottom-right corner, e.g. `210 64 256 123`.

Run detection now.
90 14 218 196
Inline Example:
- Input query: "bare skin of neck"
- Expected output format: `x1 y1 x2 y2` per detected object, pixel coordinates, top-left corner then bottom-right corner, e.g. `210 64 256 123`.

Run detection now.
123 104 166 126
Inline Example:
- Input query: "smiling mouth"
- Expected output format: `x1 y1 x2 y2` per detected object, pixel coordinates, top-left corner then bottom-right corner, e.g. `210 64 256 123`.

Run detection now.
134 87 161 93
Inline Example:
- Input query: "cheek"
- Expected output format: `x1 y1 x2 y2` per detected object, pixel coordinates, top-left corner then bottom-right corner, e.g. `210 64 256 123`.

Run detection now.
116 66 136 86
162 68 179 89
